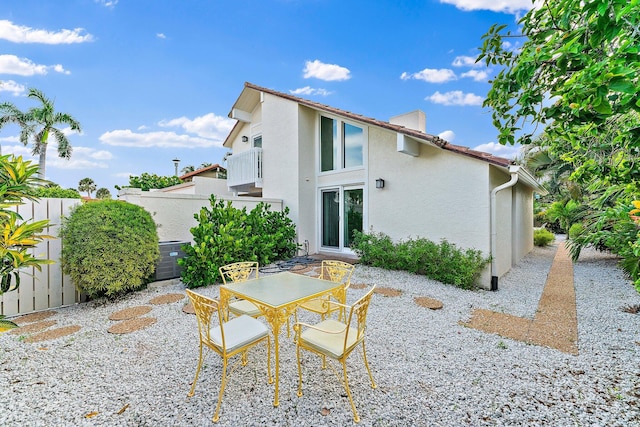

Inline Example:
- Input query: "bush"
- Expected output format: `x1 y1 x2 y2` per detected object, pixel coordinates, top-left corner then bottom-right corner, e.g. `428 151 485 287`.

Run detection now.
28 184 81 199
351 231 489 290
59 200 159 298
179 196 299 288
568 223 584 239
533 228 555 246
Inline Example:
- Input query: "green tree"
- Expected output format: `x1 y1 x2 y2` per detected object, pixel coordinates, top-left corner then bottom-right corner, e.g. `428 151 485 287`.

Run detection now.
0 89 82 179
28 183 81 199
96 187 111 199
0 154 53 295
479 0 640 147
78 177 96 198
115 172 182 191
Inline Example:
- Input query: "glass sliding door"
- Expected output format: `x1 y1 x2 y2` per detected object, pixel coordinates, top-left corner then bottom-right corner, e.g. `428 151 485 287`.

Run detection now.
321 187 363 251
322 189 340 248
344 188 363 248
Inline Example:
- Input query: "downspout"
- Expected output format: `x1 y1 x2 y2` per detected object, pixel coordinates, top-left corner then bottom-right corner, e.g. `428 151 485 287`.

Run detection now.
490 165 519 291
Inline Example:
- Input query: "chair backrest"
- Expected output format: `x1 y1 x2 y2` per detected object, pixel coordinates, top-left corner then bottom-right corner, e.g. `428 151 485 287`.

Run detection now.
342 286 375 351
185 289 225 348
320 260 355 287
219 261 259 285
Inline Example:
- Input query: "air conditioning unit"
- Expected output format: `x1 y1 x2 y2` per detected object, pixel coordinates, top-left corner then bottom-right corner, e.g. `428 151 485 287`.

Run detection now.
154 240 188 281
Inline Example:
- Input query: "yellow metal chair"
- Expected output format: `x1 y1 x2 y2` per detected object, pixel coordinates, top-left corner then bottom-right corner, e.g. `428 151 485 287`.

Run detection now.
293 286 377 423
186 289 272 423
298 260 355 321
219 262 262 318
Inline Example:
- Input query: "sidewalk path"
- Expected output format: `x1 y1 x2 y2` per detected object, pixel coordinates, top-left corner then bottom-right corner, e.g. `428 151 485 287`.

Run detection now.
463 242 578 354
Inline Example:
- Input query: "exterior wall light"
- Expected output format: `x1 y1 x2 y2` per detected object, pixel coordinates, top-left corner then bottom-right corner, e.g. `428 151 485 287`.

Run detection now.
375 178 385 189
241 136 249 142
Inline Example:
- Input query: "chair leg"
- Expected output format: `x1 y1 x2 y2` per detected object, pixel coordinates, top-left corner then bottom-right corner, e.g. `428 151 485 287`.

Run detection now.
341 360 360 423
241 350 248 366
361 341 377 389
188 341 204 398
212 358 228 423
296 343 304 397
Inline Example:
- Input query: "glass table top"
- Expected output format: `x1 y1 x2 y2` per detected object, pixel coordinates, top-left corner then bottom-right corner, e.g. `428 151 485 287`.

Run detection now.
220 272 340 308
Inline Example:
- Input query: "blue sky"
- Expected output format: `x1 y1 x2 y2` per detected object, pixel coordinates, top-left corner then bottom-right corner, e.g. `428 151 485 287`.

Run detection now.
0 0 533 193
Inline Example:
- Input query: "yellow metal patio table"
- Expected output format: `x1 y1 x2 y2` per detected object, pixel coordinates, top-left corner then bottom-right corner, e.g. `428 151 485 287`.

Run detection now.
219 271 343 407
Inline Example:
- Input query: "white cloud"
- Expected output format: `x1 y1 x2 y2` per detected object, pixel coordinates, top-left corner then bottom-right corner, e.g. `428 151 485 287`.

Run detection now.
0 135 20 143
0 20 94 44
461 69 490 81
452 55 482 67
439 0 534 14
0 79 25 95
289 86 332 96
400 68 456 83
303 60 351 81
1 141 110 170
157 33 166 39
95 0 119 8
473 142 522 159
438 130 456 142
0 54 69 76
427 90 484 106
158 112 234 140
99 129 224 148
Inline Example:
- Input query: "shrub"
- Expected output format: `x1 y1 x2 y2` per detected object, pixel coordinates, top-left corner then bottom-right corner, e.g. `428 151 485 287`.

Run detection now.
179 196 298 288
568 223 584 239
351 231 489 290
533 228 555 246
27 183 81 199
59 200 159 298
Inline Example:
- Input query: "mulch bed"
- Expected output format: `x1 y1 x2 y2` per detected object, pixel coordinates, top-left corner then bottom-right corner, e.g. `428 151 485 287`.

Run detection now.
9 320 57 335
108 317 157 334
374 287 403 297
24 325 82 343
13 311 57 325
149 293 184 305
414 297 443 310
109 306 153 321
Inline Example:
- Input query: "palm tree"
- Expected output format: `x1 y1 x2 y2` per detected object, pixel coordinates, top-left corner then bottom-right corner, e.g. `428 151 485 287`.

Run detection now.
78 177 97 198
0 102 31 156
21 88 81 179
96 188 111 199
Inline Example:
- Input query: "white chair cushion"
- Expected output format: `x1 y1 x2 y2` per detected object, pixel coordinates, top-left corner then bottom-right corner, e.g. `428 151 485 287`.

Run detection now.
229 300 262 317
300 319 358 359
210 315 268 353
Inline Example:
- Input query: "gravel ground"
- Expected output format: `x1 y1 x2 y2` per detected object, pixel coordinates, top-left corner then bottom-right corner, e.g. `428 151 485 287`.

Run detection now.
1 242 639 426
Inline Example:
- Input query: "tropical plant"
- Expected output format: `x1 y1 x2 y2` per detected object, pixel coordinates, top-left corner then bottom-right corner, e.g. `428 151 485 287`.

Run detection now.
0 88 81 179
0 154 53 295
78 177 96 198
59 200 160 298
533 228 555 247
179 195 298 288
95 188 111 199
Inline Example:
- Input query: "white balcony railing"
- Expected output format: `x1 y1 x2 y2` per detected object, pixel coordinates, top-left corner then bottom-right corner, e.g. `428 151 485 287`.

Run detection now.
226 148 263 189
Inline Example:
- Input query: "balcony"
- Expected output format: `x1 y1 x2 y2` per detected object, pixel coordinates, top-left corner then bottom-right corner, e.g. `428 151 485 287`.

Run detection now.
226 148 263 193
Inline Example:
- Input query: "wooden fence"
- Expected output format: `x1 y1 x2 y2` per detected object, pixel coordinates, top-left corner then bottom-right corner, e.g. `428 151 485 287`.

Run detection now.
0 198 82 317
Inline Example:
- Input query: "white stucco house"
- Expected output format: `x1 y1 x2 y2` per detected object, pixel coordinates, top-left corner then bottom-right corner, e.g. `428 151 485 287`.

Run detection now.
222 82 546 290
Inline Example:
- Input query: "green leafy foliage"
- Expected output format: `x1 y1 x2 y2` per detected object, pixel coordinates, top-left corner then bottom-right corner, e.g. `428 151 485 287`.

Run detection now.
179 195 298 288
59 200 160 299
533 228 555 247
115 173 183 191
95 188 111 199
351 231 489 290
28 183 81 199
0 154 53 295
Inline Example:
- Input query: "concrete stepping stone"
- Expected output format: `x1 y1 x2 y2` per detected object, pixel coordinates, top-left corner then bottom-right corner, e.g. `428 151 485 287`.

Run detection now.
10 320 57 335
24 325 81 343
109 306 152 321
13 311 57 325
108 317 157 334
149 293 184 305
414 296 443 310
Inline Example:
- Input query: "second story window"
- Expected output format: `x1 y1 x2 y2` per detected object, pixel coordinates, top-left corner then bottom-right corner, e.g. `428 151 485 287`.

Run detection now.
320 116 363 172
253 135 262 148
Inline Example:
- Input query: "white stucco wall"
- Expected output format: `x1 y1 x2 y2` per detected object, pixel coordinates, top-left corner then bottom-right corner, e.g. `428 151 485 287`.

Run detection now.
367 127 492 255
118 189 282 243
